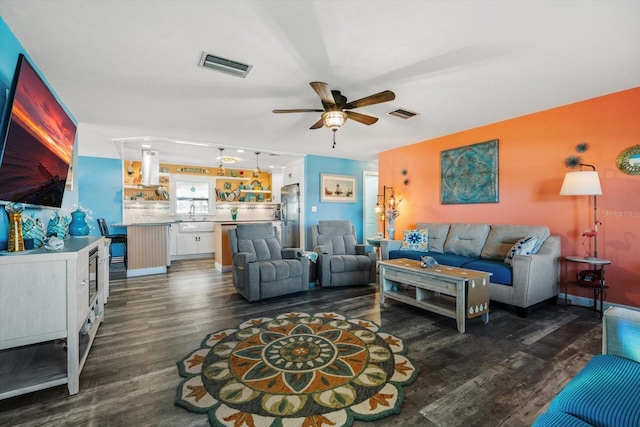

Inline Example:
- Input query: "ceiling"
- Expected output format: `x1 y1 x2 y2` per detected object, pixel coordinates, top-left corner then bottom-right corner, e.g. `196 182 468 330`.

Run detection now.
2 1 640 170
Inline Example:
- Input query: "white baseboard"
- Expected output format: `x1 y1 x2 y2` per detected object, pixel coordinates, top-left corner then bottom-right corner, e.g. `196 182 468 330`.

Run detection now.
559 293 640 313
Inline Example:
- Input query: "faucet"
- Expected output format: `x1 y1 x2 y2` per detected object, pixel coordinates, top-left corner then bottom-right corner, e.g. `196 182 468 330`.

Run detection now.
189 204 195 218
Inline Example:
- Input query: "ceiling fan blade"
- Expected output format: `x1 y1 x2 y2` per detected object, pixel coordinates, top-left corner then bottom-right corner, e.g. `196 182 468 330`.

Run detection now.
345 111 378 125
310 81 336 106
310 118 324 129
344 90 395 109
273 109 324 113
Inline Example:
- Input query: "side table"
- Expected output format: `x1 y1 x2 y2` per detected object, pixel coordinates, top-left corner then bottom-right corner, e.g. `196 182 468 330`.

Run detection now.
366 238 384 261
564 256 611 318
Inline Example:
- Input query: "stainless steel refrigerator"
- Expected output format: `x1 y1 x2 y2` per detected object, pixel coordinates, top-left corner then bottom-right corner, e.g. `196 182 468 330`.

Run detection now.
280 183 300 248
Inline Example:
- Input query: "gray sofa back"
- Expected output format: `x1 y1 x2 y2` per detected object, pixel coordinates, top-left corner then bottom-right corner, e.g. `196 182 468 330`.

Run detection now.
481 224 550 260
414 222 551 260
416 222 450 253
443 223 490 257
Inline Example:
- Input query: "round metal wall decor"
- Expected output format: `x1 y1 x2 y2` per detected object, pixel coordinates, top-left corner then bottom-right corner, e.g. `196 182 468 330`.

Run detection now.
616 145 640 175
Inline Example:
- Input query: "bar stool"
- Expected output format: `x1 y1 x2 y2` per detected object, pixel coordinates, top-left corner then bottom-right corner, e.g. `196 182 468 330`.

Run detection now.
97 218 127 269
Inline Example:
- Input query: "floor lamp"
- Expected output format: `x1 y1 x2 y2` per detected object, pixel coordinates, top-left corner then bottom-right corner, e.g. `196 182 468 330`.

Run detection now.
374 186 394 238
559 164 603 260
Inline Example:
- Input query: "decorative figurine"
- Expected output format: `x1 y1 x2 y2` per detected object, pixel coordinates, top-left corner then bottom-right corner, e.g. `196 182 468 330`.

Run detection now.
420 255 438 268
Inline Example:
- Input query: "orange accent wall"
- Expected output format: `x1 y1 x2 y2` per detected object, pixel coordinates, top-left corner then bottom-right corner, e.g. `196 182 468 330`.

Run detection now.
379 86 640 308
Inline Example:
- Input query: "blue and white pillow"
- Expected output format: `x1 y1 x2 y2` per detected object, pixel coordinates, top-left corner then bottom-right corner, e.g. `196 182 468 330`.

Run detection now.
504 235 539 265
400 228 429 251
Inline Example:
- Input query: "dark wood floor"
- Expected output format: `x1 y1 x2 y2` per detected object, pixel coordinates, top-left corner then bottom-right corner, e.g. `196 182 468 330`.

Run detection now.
0 258 603 427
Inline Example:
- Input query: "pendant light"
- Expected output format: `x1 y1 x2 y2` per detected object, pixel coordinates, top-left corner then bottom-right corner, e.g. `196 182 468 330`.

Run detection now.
217 148 226 176
253 152 261 178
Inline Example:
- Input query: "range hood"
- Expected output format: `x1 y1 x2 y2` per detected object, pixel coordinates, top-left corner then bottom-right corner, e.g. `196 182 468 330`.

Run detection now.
140 149 160 186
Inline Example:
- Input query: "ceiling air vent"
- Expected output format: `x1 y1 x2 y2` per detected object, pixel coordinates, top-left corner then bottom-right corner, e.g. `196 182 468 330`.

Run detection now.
387 108 419 119
198 52 252 78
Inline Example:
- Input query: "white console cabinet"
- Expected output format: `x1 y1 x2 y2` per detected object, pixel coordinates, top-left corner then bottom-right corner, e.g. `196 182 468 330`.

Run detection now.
0 236 107 399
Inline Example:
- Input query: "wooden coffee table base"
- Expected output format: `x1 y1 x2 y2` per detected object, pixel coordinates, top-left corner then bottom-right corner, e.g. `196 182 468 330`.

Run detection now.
379 259 491 333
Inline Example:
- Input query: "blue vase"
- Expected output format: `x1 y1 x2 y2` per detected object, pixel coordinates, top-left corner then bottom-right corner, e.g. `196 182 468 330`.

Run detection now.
68 209 90 236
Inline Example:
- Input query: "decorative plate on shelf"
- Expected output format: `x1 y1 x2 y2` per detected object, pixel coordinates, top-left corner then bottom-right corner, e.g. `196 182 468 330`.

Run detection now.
224 182 232 189
245 193 256 202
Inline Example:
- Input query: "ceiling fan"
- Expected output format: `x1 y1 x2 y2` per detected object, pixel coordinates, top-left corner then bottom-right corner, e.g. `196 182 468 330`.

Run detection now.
273 82 395 148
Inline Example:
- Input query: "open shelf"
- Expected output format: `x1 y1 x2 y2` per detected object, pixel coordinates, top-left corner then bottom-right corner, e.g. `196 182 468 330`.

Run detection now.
0 340 67 399
216 176 250 181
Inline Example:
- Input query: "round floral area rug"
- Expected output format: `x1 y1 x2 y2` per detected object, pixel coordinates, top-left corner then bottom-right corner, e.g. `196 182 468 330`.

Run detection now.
175 311 419 427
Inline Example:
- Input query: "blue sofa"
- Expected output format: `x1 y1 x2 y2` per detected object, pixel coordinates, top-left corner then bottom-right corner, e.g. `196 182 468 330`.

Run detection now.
533 307 640 426
381 223 560 316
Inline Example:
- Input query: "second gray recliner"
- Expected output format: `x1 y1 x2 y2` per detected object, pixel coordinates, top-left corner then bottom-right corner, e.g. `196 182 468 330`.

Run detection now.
311 220 376 287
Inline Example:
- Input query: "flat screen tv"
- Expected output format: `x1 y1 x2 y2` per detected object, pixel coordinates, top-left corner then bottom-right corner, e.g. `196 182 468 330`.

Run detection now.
0 53 77 209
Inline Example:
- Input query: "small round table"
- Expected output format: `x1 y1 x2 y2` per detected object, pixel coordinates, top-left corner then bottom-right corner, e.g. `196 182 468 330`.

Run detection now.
564 256 611 318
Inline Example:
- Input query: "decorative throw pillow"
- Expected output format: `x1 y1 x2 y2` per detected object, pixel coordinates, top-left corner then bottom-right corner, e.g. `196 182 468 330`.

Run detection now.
400 228 428 251
504 235 539 265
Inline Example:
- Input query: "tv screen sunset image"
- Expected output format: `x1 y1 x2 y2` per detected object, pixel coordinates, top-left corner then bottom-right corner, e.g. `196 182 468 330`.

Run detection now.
0 55 77 208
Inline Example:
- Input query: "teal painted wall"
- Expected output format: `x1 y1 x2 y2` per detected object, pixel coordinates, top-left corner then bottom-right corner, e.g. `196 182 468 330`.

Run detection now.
77 155 124 255
77 156 123 235
304 155 377 249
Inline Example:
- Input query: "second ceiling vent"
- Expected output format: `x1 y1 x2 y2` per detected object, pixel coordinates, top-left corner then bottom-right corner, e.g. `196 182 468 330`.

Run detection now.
198 52 252 78
387 108 419 120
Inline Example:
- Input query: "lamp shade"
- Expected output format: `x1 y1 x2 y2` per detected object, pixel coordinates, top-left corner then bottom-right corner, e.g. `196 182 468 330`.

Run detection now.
559 171 602 196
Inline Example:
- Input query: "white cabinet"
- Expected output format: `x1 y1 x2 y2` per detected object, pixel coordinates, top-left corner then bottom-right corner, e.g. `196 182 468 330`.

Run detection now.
177 234 214 255
283 163 302 186
174 222 215 256
271 172 283 203
0 237 107 399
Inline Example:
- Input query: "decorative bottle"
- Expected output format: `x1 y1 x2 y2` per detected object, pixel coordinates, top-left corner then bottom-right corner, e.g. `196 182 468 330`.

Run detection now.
5 202 25 252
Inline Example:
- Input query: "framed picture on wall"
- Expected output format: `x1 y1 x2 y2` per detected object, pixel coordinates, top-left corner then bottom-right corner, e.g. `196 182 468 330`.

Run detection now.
441 139 499 204
321 174 357 202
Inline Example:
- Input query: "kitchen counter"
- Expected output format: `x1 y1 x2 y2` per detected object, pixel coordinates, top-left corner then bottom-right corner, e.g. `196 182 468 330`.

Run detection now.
112 223 170 278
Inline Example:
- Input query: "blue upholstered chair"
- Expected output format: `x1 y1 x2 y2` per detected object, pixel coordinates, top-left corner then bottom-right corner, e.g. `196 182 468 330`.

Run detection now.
228 222 309 302
533 307 640 426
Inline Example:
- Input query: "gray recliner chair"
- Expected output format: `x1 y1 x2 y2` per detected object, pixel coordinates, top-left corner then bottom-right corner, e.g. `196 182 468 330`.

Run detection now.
311 220 377 287
229 222 309 302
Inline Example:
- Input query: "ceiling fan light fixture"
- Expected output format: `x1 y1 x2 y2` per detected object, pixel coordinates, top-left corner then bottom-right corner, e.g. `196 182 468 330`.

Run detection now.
322 111 347 131
198 52 252 78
